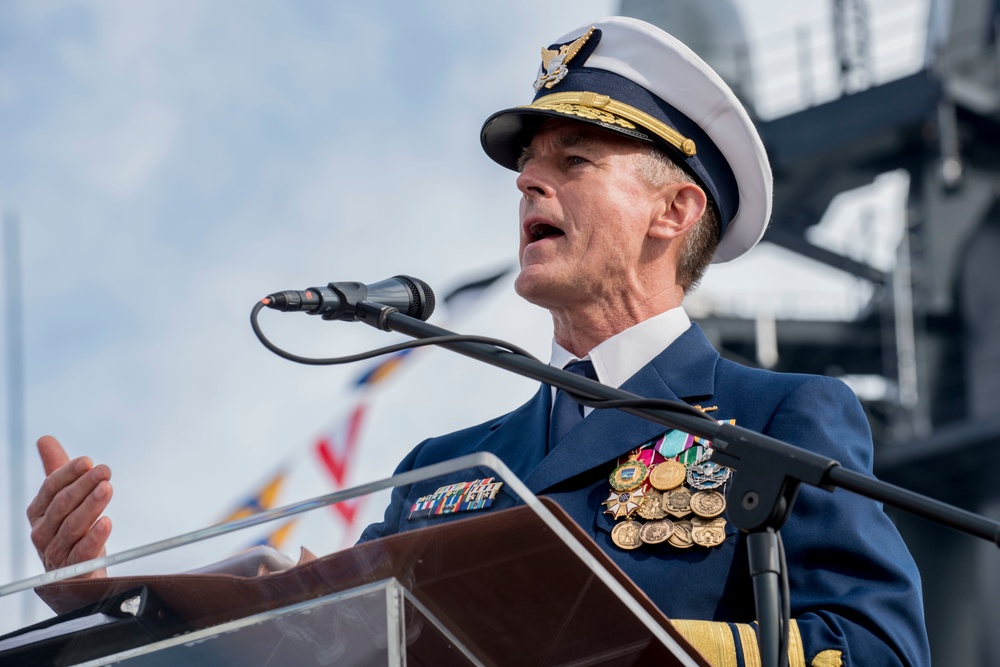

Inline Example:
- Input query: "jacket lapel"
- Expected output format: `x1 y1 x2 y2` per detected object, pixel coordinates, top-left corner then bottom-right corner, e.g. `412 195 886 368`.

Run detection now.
470 384 551 485
523 324 721 494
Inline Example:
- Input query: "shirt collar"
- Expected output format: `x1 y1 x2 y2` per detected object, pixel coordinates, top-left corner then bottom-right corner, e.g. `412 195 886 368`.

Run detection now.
549 306 691 388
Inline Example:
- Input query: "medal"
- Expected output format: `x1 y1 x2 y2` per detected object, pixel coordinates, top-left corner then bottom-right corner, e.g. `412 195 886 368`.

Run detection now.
690 490 726 518
648 459 686 491
691 517 727 547
639 519 674 545
663 486 693 518
609 453 649 492
603 422 733 550
687 460 731 490
668 520 694 548
603 488 645 520
636 488 668 520
611 520 643 550
655 430 692 459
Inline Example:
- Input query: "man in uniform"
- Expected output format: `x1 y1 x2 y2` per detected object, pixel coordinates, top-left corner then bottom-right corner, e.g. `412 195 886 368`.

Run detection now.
28 16 929 667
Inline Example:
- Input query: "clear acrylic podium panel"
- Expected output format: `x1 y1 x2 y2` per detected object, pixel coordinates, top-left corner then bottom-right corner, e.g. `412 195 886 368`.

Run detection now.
0 454 706 667
84 578 477 667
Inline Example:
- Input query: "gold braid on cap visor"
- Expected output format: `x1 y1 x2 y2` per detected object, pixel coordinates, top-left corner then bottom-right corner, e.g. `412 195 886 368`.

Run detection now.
522 91 697 157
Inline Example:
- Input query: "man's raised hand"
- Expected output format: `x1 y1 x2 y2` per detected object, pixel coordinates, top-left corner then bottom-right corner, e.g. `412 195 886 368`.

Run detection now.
26 435 113 578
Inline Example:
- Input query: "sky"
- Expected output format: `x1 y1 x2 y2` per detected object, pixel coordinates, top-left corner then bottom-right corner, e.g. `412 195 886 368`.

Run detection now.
0 0 931 626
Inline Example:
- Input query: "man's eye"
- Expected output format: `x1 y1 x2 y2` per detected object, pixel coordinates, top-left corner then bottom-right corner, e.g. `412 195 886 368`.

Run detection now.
566 155 588 167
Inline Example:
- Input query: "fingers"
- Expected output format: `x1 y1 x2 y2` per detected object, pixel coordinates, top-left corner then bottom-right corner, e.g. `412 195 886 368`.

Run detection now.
63 516 112 579
37 435 70 476
30 475 114 573
26 452 109 526
28 437 114 574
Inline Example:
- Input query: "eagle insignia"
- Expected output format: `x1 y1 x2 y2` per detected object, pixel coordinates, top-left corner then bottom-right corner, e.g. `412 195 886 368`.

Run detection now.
534 27 595 91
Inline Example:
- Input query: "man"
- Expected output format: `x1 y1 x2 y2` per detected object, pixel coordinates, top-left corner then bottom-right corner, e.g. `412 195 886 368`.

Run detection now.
28 17 928 667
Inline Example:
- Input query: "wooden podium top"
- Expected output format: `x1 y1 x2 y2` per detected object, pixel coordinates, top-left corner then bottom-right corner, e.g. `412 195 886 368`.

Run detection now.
29 499 707 666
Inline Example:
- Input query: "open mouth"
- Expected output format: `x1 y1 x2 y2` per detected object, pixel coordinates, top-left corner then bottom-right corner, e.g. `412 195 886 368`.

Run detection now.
528 222 565 242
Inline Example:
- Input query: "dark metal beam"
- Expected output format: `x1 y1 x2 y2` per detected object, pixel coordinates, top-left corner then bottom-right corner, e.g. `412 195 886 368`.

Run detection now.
763 226 888 284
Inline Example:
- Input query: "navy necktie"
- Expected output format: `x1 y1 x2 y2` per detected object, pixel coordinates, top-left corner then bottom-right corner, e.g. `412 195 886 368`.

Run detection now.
548 360 598 451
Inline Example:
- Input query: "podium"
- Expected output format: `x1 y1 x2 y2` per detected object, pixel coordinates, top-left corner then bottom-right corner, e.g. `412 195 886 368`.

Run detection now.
0 456 708 666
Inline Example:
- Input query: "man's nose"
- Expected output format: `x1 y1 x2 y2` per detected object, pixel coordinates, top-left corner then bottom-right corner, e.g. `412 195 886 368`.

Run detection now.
516 162 553 198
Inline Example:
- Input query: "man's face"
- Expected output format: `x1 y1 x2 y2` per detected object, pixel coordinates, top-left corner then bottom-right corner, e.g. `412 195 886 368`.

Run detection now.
514 120 668 312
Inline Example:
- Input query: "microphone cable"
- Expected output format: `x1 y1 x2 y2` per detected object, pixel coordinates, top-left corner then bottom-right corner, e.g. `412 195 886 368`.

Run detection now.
251 301 721 424
250 300 541 367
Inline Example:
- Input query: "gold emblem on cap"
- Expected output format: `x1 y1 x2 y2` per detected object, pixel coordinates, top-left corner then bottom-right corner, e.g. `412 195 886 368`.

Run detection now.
535 27 595 91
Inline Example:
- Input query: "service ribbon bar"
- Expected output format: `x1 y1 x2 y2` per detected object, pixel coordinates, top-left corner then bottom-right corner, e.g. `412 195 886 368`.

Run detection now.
408 478 504 520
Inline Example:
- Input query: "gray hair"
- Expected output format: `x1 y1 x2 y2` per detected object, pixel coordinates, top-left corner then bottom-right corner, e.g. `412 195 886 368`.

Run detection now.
633 145 720 293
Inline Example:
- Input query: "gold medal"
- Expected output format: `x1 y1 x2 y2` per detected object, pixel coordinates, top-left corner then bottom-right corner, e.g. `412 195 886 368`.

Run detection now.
636 488 668 520
691 517 727 547
668 520 694 548
609 453 648 492
690 490 726 518
611 520 643 550
649 459 686 491
663 486 693 518
639 519 674 545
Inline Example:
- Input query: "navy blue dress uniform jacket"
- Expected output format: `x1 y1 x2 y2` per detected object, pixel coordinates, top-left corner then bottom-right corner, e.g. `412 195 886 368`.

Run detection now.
360 324 931 666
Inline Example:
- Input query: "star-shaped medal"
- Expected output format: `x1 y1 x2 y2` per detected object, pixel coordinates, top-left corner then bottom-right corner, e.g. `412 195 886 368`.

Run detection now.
603 487 646 520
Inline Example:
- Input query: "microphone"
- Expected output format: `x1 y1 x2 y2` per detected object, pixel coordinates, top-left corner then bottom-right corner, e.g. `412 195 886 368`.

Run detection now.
262 275 436 322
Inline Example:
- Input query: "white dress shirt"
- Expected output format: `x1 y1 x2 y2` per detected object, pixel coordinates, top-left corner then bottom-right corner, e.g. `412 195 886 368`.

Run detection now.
548 306 692 415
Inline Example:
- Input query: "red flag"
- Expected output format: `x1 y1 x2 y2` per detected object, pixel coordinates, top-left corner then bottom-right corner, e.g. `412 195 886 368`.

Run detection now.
314 402 367 525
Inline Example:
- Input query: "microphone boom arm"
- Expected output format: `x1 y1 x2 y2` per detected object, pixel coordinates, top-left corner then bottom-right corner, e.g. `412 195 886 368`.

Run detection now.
355 300 1000 546
357 299 1000 667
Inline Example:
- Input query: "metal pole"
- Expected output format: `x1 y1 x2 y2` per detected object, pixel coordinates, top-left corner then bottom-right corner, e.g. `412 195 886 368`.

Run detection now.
894 213 918 409
3 212 29 624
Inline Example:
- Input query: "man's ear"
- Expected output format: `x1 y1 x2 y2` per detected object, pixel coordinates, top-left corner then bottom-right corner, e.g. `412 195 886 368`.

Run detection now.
649 182 707 240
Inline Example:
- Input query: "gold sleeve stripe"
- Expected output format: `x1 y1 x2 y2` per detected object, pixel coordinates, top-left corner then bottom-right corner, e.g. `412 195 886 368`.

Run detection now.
736 620 805 667
736 623 761 667
670 619 810 667
670 619 738 667
523 91 698 157
787 620 806 667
